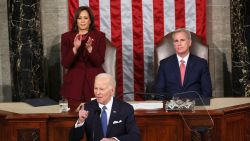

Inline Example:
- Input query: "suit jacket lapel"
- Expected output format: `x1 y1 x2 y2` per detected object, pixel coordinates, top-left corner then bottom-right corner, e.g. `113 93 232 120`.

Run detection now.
184 55 194 86
106 99 118 137
173 55 182 87
91 100 105 139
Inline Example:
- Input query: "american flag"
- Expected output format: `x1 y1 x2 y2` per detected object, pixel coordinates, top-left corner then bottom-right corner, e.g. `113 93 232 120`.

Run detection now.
68 0 206 100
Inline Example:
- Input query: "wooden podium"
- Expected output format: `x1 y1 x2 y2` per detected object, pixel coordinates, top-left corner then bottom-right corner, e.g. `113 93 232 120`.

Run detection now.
0 98 250 141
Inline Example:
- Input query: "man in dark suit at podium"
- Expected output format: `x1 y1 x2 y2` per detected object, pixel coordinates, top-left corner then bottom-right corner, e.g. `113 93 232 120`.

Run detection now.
69 73 140 141
154 28 212 99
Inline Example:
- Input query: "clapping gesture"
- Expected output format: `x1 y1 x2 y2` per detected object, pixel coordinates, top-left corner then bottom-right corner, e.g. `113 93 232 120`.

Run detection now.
85 37 94 53
73 34 94 54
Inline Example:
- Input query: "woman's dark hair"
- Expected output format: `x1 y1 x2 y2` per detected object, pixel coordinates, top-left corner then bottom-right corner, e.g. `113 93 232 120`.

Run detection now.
71 6 95 32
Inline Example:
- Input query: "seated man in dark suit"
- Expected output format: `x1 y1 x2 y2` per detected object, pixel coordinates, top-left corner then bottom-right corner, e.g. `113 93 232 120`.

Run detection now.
154 28 212 99
69 73 141 141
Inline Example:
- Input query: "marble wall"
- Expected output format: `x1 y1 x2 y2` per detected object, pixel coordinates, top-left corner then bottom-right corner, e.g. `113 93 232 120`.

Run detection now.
231 0 250 97
0 0 238 101
8 0 44 101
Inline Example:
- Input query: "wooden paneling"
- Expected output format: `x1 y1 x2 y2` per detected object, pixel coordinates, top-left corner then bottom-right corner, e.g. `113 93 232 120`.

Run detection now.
0 114 6 141
224 113 246 141
7 120 47 141
209 116 223 141
48 119 75 141
137 116 183 141
246 111 250 141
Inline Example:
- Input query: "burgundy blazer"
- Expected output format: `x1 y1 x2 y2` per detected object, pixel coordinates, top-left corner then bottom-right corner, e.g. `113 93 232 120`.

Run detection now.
60 30 106 101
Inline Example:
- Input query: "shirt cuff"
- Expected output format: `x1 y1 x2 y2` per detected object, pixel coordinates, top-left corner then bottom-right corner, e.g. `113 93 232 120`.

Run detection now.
112 137 120 141
74 119 84 128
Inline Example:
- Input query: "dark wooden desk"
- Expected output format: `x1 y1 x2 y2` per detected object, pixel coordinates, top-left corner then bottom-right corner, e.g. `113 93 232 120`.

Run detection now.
0 98 250 141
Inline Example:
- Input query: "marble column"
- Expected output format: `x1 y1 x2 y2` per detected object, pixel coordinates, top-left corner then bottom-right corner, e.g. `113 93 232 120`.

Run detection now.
231 0 250 96
8 0 45 101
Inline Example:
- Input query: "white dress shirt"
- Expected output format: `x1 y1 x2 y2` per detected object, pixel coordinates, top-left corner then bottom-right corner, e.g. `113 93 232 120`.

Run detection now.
177 53 189 66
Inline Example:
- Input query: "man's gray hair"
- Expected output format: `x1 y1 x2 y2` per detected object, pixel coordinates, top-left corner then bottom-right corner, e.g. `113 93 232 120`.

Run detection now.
95 73 116 88
172 28 191 40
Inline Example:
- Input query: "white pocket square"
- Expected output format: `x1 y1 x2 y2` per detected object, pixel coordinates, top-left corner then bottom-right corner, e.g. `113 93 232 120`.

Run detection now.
113 120 122 124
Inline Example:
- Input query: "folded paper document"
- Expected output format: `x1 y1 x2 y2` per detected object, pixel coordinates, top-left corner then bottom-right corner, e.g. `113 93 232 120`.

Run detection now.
128 101 163 110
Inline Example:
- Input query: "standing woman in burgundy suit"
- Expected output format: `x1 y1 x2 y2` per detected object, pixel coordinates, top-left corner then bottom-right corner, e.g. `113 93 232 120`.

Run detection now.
60 6 106 111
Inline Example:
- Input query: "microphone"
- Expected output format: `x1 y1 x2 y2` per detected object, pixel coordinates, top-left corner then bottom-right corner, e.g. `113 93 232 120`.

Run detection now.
92 107 101 141
94 108 101 115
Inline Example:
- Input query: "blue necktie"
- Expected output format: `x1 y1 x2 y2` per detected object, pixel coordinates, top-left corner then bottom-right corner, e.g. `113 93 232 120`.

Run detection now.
101 106 107 136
